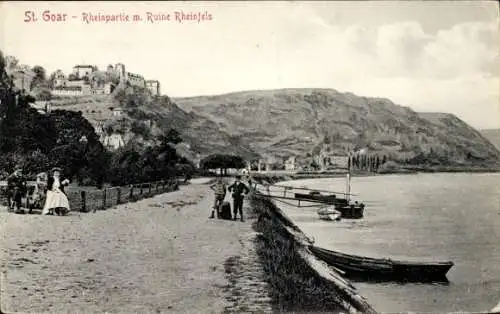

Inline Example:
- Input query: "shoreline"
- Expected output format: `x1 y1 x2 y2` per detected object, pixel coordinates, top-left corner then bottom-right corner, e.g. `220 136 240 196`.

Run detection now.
249 194 377 313
250 167 500 183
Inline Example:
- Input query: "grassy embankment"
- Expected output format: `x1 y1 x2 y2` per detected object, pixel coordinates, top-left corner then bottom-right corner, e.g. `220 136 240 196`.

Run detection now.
248 193 376 313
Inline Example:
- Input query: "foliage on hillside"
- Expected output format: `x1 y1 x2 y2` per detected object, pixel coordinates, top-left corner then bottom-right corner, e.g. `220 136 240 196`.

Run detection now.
174 89 500 169
0 51 195 185
109 85 259 160
106 130 194 185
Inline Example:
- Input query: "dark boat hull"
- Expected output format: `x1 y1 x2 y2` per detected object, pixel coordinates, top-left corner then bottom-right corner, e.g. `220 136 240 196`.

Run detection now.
334 204 364 219
294 193 348 205
294 193 364 219
309 245 453 283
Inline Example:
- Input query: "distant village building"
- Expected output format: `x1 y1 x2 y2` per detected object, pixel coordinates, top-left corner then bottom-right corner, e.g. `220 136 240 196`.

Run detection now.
103 133 125 150
264 156 280 171
284 156 296 171
112 107 123 117
146 80 161 96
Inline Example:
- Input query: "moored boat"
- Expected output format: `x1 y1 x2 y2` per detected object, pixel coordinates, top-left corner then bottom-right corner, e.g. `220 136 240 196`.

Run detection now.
317 206 341 221
309 245 454 282
294 192 364 219
335 202 365 219
294 192 349 206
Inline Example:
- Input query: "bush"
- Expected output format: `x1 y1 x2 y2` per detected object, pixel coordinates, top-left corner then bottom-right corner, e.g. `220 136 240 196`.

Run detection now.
377 160 402 174
250 198 347 312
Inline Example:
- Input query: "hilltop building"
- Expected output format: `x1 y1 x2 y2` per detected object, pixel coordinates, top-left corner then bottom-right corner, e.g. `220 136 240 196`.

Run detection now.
146 80 161 96
72 65 97 78
114 63 146 88
43 61 159 97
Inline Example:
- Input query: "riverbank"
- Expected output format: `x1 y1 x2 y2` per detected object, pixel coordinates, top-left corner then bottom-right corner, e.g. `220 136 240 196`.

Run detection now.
0 178 272 313
250 165 500 185
249 195 376 313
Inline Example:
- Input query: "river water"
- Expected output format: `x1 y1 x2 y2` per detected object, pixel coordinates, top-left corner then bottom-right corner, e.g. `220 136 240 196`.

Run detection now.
275 173 500 313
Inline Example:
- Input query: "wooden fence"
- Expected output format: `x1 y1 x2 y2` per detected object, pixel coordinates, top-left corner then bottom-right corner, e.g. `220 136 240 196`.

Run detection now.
0 179 180 213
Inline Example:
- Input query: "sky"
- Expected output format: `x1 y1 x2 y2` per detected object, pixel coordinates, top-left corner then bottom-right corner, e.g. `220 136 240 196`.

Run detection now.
1 1 499 129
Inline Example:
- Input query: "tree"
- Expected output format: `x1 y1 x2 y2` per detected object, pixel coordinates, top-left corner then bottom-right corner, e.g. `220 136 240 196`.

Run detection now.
30 65 48 90
165 128 182 145
200 154 245 175
37 89 52 101
32 65 46 81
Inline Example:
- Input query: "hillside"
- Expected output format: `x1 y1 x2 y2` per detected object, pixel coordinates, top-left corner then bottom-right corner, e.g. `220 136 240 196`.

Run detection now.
46 88 259 161
172 88 500 167
480 129 500 150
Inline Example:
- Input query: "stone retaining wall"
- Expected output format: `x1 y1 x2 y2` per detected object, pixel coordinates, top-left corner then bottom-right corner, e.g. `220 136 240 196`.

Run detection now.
250 195 377 314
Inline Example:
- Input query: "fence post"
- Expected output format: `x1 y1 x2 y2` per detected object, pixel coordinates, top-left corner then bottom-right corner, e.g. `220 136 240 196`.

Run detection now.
81 190 86 212
129 185 134 201
140 184 144 196
148 183 152 195
102 188 107 209
117 187 121 204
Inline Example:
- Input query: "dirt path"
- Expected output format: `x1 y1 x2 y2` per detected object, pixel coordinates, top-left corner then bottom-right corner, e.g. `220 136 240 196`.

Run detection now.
0 179 271 313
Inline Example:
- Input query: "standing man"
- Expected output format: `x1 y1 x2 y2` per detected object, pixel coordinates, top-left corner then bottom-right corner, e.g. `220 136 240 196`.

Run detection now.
209 177 226 219
228 175 250 221
7 166 28 214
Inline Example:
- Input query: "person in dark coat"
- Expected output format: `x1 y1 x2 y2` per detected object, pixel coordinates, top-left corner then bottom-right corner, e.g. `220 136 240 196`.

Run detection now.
228 175 250 221
7 166 28 213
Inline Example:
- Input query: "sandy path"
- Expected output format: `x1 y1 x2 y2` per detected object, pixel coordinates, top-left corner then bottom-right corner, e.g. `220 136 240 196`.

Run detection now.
0 180 267 313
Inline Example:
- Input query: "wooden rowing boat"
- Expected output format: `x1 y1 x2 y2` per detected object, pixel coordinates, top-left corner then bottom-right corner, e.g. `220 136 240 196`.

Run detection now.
309 245 454 282
317 206 341 221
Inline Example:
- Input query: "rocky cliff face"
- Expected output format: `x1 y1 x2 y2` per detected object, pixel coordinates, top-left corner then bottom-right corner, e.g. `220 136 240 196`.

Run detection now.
173 88 500 166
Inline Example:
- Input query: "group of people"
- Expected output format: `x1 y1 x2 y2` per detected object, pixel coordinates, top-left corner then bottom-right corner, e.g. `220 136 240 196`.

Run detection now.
6 166 71 215
209 174 252 222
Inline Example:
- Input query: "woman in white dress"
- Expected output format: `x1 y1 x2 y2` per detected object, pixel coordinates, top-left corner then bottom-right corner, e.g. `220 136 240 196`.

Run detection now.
42 167 71 216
